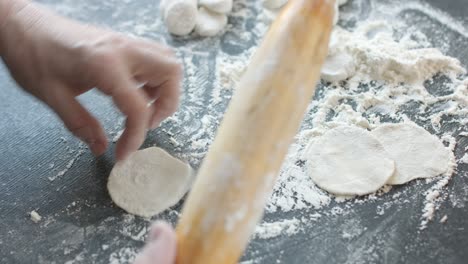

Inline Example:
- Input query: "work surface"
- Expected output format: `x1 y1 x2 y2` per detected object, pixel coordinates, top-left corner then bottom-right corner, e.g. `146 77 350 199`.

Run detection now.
1 0 467 263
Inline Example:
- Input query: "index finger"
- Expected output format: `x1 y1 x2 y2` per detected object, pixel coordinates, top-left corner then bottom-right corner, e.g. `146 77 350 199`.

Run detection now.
99 66 151 161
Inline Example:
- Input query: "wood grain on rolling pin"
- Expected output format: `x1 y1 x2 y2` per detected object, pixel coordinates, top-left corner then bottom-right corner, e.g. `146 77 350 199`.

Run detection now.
176 0 335 263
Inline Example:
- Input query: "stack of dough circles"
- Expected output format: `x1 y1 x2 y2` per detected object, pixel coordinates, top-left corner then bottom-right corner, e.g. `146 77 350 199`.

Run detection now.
195 0 232 36
160 0 232 36
305 126 395 196
108 147 193 217
195 7 228 37
304 123 452 196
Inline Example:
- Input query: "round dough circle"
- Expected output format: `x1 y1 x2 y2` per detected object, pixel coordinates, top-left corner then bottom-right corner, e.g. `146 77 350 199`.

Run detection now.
108 147 193 217
163 0 198 36
305 126 395 196
371 123 450 185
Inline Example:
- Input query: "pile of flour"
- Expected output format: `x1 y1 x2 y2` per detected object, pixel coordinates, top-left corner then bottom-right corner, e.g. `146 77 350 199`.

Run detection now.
213 1 467 235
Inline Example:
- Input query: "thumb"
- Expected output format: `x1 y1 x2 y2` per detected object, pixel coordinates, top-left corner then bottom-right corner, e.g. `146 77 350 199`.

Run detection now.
133 222 177 264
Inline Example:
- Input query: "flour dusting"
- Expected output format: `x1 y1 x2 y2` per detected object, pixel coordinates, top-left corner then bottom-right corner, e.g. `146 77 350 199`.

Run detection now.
38 0 468 262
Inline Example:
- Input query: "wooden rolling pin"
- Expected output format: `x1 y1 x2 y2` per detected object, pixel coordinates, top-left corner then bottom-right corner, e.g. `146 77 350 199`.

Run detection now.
176 0 335 263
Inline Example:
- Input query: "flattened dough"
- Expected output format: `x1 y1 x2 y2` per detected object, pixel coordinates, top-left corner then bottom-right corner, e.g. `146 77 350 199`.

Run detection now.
371 123 450 185
108 147 193 217
305 126 395 196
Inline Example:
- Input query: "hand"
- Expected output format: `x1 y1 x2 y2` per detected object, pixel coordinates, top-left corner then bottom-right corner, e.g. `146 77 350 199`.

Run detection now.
134 222 177 264
0 0 182 160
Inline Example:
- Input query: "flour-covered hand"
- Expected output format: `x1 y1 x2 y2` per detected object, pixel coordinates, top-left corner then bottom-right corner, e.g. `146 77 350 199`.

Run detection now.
0 0 182 160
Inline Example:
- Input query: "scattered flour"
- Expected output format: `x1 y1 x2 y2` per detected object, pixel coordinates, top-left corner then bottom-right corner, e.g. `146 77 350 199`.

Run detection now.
108 247 138 264
460 153 468 164
41 0 468 262
254 218 300 239
48 146 85 181
208 0 467 233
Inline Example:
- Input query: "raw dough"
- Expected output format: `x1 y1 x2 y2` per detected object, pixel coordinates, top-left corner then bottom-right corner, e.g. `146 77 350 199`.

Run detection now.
195 7 228 37
199 0 233 14
371 123 451 185
161 0 198 36
30 210 42 223
262 0 288 10
108 147 193 217
305 126 395 196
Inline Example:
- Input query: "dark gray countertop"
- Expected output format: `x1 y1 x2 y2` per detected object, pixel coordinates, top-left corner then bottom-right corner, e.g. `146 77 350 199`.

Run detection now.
0 0 467 263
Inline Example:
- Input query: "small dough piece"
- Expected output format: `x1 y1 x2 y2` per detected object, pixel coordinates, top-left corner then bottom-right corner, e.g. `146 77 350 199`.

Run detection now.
108 147 193 217
321 51 356 82
30 210 42 223
162 0 198 36
371 123 451 185
262 0 288 10
199 0 233 14
305 126 395 196
195 7 228 37
333 0 340 25
338 0 349 5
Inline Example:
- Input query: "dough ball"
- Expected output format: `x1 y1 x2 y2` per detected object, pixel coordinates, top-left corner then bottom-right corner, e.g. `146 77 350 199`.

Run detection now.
305 126 395 196
163 0 198 36
321 51 356 82
333 0 340 25
199 0 233 14
262 0 288 10
108 147 193 217
371 123 451 185
338 0 349 6
195 7 228 37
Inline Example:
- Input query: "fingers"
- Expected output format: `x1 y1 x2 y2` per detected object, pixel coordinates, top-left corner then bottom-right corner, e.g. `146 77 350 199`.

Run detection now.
91 38 182 160
46 84 108 156
133 222 177 264
105 72 151 161
130 46 182 129
147 79 181 129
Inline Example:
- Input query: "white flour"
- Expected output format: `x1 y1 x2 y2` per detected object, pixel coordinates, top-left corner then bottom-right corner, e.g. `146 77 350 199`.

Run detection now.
210 0 468 239
42 0 468 263
254 218 300 239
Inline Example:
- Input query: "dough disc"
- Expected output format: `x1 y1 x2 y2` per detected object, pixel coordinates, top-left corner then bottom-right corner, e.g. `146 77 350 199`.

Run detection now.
305 126 395 196
108 147 193 217
371 123 450 185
